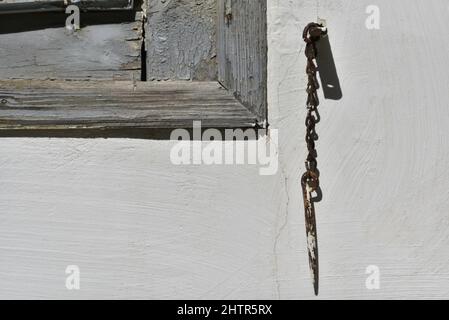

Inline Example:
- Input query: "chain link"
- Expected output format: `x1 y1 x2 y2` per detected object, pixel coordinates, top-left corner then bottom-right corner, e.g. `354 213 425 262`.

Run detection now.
302 22 326 192
301 22 327 296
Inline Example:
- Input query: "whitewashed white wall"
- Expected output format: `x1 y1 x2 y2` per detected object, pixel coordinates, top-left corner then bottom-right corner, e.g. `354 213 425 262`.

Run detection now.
1 0 449 299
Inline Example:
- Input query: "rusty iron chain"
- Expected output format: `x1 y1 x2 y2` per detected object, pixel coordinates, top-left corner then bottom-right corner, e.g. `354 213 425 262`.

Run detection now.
301 22 327 296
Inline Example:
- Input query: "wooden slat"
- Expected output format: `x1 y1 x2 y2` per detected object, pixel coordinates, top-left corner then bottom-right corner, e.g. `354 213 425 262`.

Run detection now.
218 0 267 122
0 80 258 130
0 15 143 81
0 0 134 14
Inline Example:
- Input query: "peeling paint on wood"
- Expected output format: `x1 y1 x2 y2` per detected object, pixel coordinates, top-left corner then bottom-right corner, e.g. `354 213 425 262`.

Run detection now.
145 0 217 81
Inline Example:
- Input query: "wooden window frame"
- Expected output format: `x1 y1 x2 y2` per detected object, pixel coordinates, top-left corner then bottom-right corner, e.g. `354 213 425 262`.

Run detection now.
0 0 267 136
0 0 135 14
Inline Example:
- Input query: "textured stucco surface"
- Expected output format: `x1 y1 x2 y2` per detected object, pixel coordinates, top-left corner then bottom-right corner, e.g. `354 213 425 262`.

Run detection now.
1 0 449 299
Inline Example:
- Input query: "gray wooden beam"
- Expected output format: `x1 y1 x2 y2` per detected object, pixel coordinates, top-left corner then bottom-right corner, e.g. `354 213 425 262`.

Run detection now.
0 0 134 14
218 0 268 122
0 80 258 130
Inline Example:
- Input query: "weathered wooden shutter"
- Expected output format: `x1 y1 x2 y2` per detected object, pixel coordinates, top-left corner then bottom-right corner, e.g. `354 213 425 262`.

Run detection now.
0 0 267 134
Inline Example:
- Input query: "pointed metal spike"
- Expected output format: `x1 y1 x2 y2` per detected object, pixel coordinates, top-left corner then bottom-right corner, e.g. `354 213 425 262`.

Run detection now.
301 173 319 296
